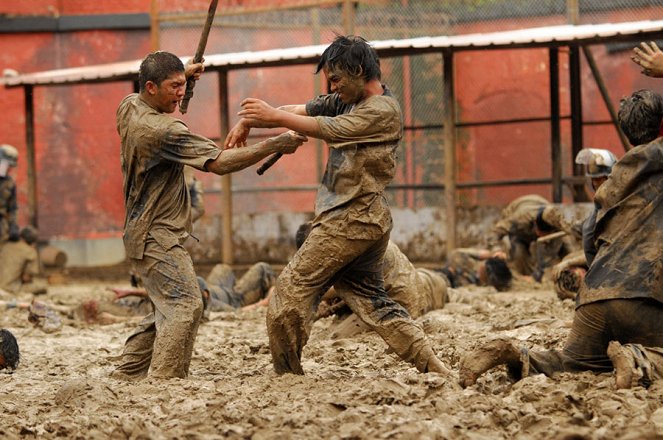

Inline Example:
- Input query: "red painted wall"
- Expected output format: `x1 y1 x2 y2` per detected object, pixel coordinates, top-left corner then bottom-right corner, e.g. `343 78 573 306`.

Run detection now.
1 1 662 243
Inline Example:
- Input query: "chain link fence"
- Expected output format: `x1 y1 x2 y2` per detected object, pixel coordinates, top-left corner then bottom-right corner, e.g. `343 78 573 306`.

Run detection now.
156 0 662 213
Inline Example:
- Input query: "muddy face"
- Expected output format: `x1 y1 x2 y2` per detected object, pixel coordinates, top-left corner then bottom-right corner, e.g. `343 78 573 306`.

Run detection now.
324 67 366 104
146 72 187 114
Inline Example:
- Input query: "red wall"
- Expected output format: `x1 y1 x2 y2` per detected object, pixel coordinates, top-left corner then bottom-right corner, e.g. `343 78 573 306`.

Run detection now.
1 1 662 242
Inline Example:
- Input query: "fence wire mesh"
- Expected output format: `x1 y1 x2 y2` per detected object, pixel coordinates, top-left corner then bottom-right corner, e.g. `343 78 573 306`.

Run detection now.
157 0 663 212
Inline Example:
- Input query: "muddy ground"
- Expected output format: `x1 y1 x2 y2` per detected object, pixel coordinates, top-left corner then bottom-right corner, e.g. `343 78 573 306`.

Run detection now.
2 269 663 440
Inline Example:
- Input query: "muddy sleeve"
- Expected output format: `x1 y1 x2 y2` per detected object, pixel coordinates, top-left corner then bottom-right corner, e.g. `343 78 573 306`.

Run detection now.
314 99 401 146
582 206 598 266
161 121 222 171
305 94 347 117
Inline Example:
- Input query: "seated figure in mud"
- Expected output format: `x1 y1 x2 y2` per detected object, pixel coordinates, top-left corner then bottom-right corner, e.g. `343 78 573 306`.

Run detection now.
0 328 19 371
551 148 617 300
0 226 48 296
440 248 512 292
293 222 449 339
459 89 663 390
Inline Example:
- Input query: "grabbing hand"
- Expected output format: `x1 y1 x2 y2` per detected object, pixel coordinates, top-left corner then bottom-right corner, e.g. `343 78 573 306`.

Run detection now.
239 98 279 124
632 41 663 78
272 130 307 155
224 121 250 149
185 57 205 81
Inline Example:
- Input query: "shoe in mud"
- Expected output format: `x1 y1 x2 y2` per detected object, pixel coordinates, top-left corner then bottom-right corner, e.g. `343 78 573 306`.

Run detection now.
458 337 521 388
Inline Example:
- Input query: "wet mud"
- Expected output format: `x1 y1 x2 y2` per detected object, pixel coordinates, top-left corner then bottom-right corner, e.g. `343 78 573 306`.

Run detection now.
1 280 663 439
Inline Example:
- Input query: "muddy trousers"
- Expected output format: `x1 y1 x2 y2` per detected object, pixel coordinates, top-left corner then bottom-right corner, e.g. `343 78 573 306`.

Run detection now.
112 241 203 379
519 299 663 381
267 222 440 375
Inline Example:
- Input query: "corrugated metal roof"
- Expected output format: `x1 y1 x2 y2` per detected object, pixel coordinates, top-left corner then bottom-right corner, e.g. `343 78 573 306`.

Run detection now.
3 19 663 88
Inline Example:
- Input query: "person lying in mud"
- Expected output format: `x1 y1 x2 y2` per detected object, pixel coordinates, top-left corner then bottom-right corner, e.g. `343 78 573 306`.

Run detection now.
459 89 663 390
291 222 448 339
227 35 450 376
551 148 617 300
440 248 513 292
0 287 153 329
0 328 19 371
112 262 275 318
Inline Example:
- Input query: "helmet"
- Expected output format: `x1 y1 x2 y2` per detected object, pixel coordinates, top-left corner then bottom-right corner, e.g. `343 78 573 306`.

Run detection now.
0 145 18 167
575 148 617 178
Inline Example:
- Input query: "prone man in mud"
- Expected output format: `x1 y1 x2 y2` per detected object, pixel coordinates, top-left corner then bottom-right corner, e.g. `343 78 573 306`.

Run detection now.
226 35 451 376
459 89 663 390
111 51 306 381
291 222 449 339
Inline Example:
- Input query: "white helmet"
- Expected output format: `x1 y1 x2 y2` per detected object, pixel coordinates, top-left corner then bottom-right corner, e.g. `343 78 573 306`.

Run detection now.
575 148 617 178
0 144 18 167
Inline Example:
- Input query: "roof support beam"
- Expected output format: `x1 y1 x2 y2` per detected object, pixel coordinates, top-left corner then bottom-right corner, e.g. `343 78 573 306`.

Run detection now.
218 69 234 264
550 48 563 203
24 85 37 228
442 50 456 253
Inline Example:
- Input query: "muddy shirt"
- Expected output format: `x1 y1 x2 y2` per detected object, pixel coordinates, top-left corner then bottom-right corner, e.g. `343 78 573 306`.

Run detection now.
578 138 663 307
116 94 221 259
486 194 549 250
541 203 594 241
382 241 447 318
0 240 38 292
0 176 17 243
306 86 402 239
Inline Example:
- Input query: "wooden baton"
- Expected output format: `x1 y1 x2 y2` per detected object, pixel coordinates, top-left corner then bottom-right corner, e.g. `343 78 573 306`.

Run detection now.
256 152 283 175
179 0 219 114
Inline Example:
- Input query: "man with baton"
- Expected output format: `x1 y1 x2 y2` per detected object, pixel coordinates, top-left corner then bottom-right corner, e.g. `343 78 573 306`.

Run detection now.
111 51 306 381
226 35 451 377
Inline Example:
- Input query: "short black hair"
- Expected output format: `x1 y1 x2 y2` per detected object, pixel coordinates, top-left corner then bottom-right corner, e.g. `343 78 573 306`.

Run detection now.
535 207 555 234
295 222 313 249
315 35 381 82
0 329 19 370
138 51 185 92
618 89 663 146
20 226 38 245
484 257 513 291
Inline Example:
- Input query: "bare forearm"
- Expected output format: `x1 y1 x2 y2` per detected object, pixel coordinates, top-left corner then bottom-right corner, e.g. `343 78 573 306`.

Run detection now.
272 110 322 138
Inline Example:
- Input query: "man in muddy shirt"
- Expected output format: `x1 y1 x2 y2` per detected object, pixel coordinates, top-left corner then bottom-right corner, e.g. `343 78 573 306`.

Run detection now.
459 89 663 390
485 194 553 277
112 51 306 380
226 36 450 376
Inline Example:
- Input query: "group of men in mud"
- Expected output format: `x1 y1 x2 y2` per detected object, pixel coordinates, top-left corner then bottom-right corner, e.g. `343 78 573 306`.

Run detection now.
3 36 663 390
112 36 663 386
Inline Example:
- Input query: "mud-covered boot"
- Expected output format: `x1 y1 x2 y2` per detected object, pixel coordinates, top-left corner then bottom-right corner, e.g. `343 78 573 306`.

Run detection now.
607 341 636 390
458 337 522 388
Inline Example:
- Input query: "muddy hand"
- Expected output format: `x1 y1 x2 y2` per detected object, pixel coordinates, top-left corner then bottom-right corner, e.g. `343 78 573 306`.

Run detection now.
185 57 205 81
632 41 663 78
224 121 250 149
239 98 278 124
273 130 307 155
